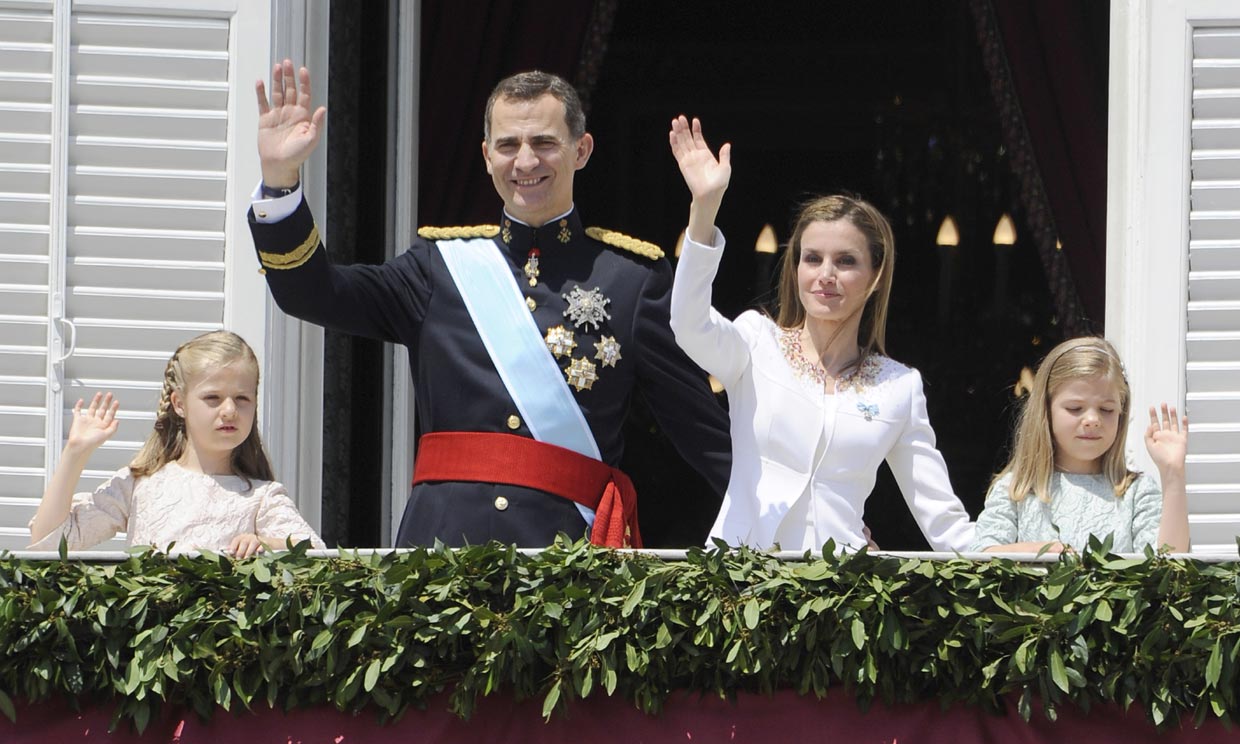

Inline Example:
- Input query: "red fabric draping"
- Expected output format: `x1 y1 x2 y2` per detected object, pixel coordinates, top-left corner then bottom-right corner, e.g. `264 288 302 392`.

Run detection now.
987 0 1110 329
6 690 1236 743
418 1 598 227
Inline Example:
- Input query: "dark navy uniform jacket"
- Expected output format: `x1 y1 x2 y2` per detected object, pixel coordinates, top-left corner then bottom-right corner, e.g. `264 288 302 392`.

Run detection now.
249 199 732 547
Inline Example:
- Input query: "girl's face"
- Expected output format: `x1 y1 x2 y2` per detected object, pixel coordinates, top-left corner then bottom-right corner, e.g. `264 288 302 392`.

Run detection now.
796 219 875 326
1049 375 1121 473
171 362 258 470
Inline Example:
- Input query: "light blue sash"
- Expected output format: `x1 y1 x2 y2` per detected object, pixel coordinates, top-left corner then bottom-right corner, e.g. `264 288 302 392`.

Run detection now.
438 238 600 523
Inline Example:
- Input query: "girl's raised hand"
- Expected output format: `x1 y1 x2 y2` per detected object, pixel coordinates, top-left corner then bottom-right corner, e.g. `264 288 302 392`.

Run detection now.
669 115 731 204
1145 403 1188 473
66 393 119 453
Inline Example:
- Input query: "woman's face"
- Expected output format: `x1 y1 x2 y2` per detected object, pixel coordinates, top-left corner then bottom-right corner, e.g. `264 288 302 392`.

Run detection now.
796 219 875 325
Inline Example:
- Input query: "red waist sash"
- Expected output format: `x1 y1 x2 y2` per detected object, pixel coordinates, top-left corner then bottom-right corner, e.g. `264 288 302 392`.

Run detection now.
411 432 642 548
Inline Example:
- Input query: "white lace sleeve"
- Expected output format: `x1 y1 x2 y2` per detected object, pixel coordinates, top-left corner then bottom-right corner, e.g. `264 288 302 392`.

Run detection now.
1128 473 1163 551
969 474 1020 551
27 468 135 550
255 481 326 549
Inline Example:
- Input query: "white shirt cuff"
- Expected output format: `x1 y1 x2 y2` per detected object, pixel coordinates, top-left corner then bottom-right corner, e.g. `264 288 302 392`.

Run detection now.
250 180 303 223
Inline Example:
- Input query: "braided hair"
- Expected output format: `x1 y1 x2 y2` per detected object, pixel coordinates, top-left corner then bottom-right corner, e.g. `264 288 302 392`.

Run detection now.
129 331 274 486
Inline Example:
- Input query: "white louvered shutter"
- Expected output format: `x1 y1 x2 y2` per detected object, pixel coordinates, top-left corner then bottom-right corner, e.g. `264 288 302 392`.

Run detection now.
64 9 229 482
0 3 54 549
0 0 272 551
1187 26 1240 554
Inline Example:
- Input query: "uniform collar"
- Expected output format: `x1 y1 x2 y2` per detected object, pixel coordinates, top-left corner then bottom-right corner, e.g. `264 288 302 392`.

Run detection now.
499 207 584 257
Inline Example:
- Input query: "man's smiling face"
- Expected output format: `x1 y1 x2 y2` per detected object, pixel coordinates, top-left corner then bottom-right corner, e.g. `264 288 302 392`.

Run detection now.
482 94 593 227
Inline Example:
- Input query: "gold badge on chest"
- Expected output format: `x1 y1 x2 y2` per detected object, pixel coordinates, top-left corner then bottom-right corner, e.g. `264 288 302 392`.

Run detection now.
566 357 599 391
534 275 623 393
544 325 577 358
594 336 622 368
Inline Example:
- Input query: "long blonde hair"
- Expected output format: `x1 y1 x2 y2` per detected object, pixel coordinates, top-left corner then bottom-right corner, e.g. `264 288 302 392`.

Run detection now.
774 194 896 367
999 337 1137 502
129 331 274 485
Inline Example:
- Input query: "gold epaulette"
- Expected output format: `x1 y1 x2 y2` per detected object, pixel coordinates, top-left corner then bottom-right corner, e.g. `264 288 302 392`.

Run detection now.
585 226 664 260
417 225 501 240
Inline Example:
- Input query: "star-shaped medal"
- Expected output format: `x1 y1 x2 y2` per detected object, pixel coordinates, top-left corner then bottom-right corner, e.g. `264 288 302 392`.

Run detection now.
544 325 576 358
594 335 622 368
566 356 599 391
562 285 611 331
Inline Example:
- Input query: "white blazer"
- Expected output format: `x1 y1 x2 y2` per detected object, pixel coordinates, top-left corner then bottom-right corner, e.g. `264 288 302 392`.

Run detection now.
670 229 975 552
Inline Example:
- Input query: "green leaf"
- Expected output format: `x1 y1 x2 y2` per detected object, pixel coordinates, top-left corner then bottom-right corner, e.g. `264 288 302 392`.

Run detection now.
850 618 866 650
542 680 562 719
1049 649 1069 693
743 599 760 630
655 623 672 649
132 703 151 734
1094 600 1112 622
363 659 381 692
1206 641 1223 687
311 629 333 653
0 689 15 722
622 578 646 617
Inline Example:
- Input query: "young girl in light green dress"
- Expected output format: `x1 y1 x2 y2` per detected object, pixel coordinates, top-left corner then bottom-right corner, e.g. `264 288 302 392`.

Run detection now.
970 337 1189 553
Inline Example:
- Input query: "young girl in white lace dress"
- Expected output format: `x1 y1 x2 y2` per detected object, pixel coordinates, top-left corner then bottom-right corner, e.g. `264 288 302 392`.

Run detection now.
970 337 1190 553
28 331 324 556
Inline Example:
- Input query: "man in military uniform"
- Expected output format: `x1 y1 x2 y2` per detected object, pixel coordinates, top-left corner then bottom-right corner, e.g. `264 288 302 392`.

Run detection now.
249 60 731 547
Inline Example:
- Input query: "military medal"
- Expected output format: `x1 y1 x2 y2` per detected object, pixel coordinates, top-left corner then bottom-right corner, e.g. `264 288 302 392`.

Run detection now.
544 325 576 358
523 248 540 287
594 336 622 368
562 285 611 331
566 357 599 391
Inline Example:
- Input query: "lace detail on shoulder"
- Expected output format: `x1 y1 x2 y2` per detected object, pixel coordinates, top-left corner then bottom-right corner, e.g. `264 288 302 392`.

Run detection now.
835 354 888 394
776 327 826 386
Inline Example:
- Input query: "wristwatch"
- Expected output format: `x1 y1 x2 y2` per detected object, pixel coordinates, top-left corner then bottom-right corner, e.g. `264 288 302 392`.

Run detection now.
260 182 298 199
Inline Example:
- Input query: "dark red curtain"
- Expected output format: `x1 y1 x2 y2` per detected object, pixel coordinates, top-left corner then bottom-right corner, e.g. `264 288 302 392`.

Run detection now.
9 691 1238 743
418 2 600 227
972 0 1109 333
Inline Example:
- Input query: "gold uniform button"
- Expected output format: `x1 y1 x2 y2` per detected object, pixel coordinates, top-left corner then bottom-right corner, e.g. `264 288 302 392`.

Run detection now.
506 414 521 430
526 296 537 311
494 496 509 511
256 210 268 219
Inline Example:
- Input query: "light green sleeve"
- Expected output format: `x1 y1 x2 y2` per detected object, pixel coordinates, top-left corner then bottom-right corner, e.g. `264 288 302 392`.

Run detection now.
968 474 1019 551
1128 473 1164 552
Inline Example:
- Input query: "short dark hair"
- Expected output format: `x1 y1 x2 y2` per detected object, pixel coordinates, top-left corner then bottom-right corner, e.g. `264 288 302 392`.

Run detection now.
483 70 586 142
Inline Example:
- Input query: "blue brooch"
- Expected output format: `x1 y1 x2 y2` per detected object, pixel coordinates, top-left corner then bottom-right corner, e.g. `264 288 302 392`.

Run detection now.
856 401 879 421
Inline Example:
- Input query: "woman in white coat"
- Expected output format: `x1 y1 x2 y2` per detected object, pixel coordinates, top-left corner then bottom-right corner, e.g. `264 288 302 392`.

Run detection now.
668 116 974 552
